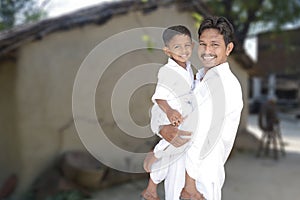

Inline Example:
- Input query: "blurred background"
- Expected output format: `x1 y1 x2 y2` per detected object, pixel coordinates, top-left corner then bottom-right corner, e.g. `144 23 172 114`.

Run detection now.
0 0 300 199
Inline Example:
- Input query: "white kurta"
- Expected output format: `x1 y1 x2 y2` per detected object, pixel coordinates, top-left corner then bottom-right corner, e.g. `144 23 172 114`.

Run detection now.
150 58 195 184
160 62 243 200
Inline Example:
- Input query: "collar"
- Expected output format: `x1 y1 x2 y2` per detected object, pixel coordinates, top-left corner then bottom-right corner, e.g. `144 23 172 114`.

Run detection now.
202 62 230 80
167 58 191 70
196 68 206 81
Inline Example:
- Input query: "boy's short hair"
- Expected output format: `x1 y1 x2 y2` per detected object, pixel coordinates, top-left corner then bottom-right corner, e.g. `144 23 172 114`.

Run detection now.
162 25 192 46
198 16 234 46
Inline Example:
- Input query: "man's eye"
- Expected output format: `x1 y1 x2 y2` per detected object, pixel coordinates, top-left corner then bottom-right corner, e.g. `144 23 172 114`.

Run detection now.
199 43 205 46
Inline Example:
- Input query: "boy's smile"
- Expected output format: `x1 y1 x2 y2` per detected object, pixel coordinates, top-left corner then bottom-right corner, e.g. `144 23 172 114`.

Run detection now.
164 34 193 68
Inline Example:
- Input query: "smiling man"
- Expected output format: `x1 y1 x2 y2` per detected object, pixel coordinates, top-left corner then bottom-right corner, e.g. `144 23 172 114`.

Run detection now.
156 16 244 200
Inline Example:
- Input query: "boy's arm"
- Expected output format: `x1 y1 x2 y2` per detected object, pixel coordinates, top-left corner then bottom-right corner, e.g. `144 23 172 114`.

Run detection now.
155 99 183 126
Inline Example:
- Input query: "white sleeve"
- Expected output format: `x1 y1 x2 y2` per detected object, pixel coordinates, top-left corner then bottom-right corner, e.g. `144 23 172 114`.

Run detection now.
151 67 175 103
221 104 243 163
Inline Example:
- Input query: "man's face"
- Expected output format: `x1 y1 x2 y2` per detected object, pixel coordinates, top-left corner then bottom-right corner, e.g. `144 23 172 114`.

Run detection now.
198 28 233 69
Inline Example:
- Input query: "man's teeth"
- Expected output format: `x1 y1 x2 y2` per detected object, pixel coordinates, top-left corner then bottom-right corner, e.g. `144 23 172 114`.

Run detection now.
203 56 214 59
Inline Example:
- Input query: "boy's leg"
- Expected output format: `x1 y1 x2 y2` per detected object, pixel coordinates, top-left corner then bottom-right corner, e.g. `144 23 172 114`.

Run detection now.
143 151 158 172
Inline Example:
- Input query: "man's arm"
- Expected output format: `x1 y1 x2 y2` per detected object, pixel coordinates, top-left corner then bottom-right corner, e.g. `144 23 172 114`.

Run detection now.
159 124 191 147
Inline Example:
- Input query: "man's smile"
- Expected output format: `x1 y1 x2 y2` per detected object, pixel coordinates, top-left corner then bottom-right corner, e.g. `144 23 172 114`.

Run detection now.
201 54 217 61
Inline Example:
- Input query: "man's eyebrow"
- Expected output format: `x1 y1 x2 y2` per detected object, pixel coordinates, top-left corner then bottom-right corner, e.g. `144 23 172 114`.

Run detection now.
199 39 220 43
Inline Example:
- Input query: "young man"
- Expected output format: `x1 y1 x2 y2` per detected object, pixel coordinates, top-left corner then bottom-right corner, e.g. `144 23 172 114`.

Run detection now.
157 16 244 200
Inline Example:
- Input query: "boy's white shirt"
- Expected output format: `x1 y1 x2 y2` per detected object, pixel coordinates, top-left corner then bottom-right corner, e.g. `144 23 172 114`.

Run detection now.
149 58 195 184
151 58 194 135
151 58 194 103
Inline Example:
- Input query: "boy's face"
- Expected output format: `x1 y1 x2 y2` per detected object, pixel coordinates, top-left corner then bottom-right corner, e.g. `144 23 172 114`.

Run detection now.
198 28 233 69
164 34 193 66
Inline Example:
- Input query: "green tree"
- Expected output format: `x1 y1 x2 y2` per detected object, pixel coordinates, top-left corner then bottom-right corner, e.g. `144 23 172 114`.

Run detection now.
0 0 48 31
191 0 300 51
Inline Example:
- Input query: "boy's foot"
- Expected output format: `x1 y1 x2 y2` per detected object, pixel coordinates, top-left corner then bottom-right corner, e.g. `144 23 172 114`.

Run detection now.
140 190 160 200
143 151 158 172
180 188 205 200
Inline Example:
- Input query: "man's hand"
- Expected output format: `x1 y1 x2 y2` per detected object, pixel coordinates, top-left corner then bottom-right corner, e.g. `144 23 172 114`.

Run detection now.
159 124 191 147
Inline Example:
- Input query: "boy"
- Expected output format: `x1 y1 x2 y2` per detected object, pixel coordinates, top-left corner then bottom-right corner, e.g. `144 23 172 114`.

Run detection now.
141 25 203 200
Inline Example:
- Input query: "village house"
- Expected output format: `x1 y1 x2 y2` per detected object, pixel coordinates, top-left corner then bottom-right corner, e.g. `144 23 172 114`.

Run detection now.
0 0 253 196
249 27 300 113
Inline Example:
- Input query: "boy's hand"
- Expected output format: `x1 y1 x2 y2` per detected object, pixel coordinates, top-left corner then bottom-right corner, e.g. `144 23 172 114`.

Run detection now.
166 109 183 126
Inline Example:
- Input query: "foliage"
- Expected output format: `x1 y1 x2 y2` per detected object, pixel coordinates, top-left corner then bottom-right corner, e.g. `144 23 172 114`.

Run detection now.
192 12 203 29
142 34 155 52
0 0 48 31
193 0 300 45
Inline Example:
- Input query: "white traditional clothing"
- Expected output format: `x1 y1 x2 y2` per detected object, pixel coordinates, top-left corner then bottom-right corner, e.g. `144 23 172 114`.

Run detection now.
187 62 243 200
155 62 243 200
150 58 195 184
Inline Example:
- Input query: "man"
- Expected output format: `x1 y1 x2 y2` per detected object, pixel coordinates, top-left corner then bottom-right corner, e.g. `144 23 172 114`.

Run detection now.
257 96 285 159
153 16 244 200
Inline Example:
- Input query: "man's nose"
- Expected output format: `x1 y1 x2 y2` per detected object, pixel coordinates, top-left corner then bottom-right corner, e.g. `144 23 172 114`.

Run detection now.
203 45 213 53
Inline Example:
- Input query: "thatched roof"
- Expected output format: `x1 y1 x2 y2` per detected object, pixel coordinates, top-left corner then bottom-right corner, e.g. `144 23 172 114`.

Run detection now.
0 0 253 69
0 0 189 57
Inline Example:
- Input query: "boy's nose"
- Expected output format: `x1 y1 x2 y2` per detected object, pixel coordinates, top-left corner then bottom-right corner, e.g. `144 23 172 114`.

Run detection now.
183 46 191 53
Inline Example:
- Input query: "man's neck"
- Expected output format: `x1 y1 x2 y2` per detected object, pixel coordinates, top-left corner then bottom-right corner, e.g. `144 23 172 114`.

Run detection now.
204 62 228 73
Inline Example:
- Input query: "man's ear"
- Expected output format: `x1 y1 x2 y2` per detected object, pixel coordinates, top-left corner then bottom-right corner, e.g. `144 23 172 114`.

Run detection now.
226 42 234 56
163 47 171 57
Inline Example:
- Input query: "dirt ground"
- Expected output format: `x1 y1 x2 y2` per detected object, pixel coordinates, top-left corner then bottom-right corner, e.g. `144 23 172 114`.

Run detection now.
90 114 300 200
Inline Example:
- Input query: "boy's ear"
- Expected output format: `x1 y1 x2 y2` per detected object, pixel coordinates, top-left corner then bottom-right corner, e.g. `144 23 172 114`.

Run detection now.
163 47 171 57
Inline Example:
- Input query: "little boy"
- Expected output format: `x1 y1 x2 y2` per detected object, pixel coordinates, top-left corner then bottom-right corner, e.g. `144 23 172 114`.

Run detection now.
141 25 203 200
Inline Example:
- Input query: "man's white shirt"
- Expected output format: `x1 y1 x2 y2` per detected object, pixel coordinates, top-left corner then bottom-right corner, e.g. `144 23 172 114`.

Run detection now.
149 61 243 200
185 62 243 199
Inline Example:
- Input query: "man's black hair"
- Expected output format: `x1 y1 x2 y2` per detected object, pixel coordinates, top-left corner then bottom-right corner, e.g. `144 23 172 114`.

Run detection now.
198 16 234 46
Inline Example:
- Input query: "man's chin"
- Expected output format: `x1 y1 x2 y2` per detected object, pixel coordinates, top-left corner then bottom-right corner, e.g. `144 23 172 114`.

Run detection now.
203 65 215 69
201 60 215 67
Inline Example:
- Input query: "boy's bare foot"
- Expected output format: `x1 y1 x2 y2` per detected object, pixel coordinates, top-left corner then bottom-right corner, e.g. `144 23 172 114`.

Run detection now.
141 189 160 200
180 188 205 200
143 151 158 172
